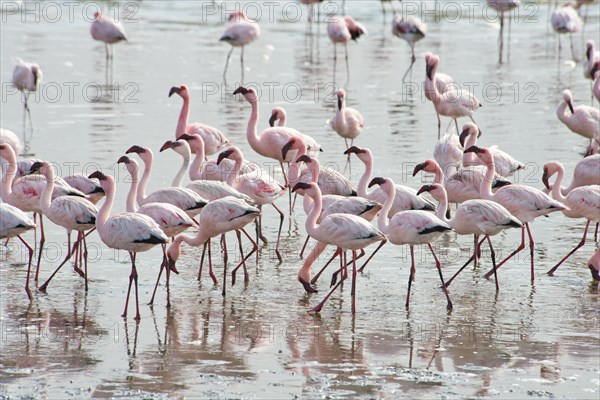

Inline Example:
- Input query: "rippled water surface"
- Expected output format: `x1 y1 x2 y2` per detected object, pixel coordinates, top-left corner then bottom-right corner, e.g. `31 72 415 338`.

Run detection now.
1 1 599 399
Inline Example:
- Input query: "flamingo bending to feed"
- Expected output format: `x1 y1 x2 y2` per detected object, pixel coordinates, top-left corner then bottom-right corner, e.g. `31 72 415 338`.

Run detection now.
30 162 98 293
118 155 195 307
588 247 600 280
459 122 525 177
91 10 127 60
556 89 600 151
487 0 520 63
426 54 481 137
369 177 453 310
125 145 207 217
0 203 36 299
12 59 42 151
327 15 367 83
345 146 435 216
464 146 567 281
168 85 230 156
234 86 321 186
392 14 426 81
89 171 167 321
551 3 583 61
417 183 522 290
217 146 287 262
220 12 260 83
542 161 600 275
166 197 261 296
292 182 386 314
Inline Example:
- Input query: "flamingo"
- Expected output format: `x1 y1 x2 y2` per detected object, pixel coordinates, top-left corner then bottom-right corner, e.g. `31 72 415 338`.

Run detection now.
588 247 600 280
433 130 462 178
551 3 583 60
63 174 105 205
217 146 287 262
30 161 98 293
344 146 435 217
117 155 194 307
178 133 257 182
166 197 261 296
593 63 600 103
392 13 426 81
292 182 386 314
584 41 599 98
328 89 364 168
327 15 367 83
0 144 85 280
542 161 600 275
220 11 260 84
300 0 324 34
234 86 322 186
487 0 520 63
0 128 22 158
0 203 36 299
89 171 168 321
426 54 481 137
90 10 127 61
557 89 600 150
125 145 207 217
459 122 525 177
168 85 230 156
543 154 600 196
12 59 42 151
423 52 455 102
369 177 453 310
269 107 288 127
464 146 567 281
381 0 397 18
417 183 522 289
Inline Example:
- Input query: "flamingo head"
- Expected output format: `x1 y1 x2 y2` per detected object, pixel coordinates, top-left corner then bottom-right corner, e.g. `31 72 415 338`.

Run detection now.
586 40 595 61
282 138 306 161
29 161 51 177
368 177 387 188
296 155 312 164
424 51 433 64
228 11 247 22
412 159 437 176
216 148 237 165
88 171 115 192
178 133 204 152
233 86 258 103
344 145 370 162
94 10 102 20
171 139 192 157
426 54 439 80
0 144 16 162
166 240 183 275
336 89 346 110
126 145 152 162
31 65 42 88
417 183 444 199
541 161 561 190
292 182 313 194
117 155 140 175
269 107 286 127
464 145 491 163
168 84 188 98
459 122 481 147
562 90 575 114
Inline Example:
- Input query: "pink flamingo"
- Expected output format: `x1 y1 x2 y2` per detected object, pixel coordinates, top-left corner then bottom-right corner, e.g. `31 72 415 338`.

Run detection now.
91 10 127 60
417 183 522 290
327 15 367 83
0 128 22 157
63 174 105 205
220 11 261 84
426 54 481 137
369 177 453 310
328 90 364 170
292 182 386 314
168 85 230 156
459 122 525 177
424 52 456 136
12 59 42 151
0 203 36 299
117 155 195 307
392 13 426 81
543 154 600 196
464 146 567 282
593 62 600 103
551 3 582 60
89 171 168 321
125 145 207 217
542 161 600 275
487 0 520 63
556 89 600 151
166 197 261 296
269 107 288 127
30 162 98 293
234 86 321 186
588 247 600 280
300 0 324 34
217 146 287 262
584 41 599 99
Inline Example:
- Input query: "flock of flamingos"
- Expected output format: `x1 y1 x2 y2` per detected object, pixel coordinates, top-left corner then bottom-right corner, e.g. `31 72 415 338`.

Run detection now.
1 1 600 321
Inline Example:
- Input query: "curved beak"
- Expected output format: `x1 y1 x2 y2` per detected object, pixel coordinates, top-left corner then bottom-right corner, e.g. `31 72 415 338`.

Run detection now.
88 171 106 180
292 182 311 193
281 140 296 161
160 140 173 152
168 86 182 97
217 149 234 165
542 171 550 190
426 63 433 80
567 100 574 114
233 86 249 95
296 155 311 164
126 145 144 154
178 133 195 141
269 112 277 127
417 185 435 196
464 145 483 154
29 161 43 173
412 162 427 177
343 146 364 156
117 155 130 164
167 256 179 274
459 129 469 147
368 177 385 188
337 94 343 111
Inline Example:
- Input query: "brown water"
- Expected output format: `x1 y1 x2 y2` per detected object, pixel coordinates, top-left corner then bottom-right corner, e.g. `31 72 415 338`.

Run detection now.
1 1 599 398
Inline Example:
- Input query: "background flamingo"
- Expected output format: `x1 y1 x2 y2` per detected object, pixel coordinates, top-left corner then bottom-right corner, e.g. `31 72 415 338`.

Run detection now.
556 89 600 151
551 3 583 60
12 59 42 153
327 15 366 83
220 11 261 84
392 13 426 81
487 0 520 63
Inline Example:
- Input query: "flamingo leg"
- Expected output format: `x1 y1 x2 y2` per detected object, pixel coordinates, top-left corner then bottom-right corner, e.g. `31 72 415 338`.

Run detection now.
73 232 86 278
19 235 34 301
221 234 228 297
240 45 245 84
405 245 416 308
454 118 460 136
197 242 207 281
485 224 526 278
547 220 590 276
311 246 339 285
526 222 535 282
486 236 499 291
333 248 365 286
34 215 45 281
594 222 598 242
223 46 234 84
299 235 311 259
231 228 258 285
401 44 416 82
473 234 480 268
344 42 350 85
569 34 576 61
272 203 285 263
507 13 512 62
82 232 89 291
38 231 79 292
498 12 504 64
312 248 347 312
122 252 135 319
351 250 358 314
132 253 141 321
208 239 218 285
357 240 386 273
428 243 452 310
444 235 487 288
148 244 167 306
333 43 337 83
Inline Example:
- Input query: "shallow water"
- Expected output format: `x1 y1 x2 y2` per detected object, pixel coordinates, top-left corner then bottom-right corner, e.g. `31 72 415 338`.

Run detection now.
1 1 599 399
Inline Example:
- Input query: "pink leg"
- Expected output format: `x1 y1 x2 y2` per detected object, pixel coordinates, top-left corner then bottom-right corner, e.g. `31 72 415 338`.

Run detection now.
445 235 487 288
221 235 228 297
132 253 141 321
272 204 285 263
486 236 499 291
39 232 79 293
311 247 339 285
231 228 258 285
122 252 135 319
351 250 358 314
331 248 366 285
82 232 89 291
406 246 416 309
197 242 207 281
208 239 218 285
34 214 45 281
19 235 34 301
428 244 452 310
484 225 526 278
299 235 310 259
525 223 535 282
356 240 387 273
148 244 167 306
312 249 348 313
547 220 590 276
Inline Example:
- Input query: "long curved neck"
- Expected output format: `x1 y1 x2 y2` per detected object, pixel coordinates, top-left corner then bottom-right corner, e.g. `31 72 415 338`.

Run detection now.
177 231 208 248
434 189 450 222
305 190 322 237
480 160 495 200
335 101 347 129
433 164 445 185
550 166 567 203
189 143 206 181
246 99 261 151
226 155 242 187
173 153 190 187
278 112 286 126
125 167 139 212
462 134 479 165
377 183 395 233
40 167 54 213
0 154 15 199
97 182 115 231
302 193 314 214
357 154 374 198
176 96 190 137
137 155 152 204
556 101 568 124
